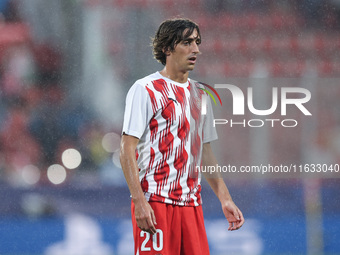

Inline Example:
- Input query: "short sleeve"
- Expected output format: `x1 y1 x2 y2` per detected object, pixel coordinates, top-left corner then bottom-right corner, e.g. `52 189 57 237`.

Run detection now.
122 83 153 139
202 96 218 143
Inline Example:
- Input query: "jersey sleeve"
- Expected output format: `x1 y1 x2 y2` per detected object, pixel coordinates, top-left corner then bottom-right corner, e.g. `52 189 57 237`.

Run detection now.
202 96 218 143
122 83 153 139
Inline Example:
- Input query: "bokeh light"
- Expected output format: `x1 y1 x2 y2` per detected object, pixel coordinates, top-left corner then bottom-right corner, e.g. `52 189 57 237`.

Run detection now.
61 148 82 169
102 132 120 153
21 165 40 185
47 164 67 185
112 150 121 168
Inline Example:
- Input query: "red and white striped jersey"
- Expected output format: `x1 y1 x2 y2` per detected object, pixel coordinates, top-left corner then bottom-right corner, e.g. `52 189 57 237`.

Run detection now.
122 72 217 206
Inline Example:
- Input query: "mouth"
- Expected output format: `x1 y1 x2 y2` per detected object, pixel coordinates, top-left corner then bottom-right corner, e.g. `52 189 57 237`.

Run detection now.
188 56 197 64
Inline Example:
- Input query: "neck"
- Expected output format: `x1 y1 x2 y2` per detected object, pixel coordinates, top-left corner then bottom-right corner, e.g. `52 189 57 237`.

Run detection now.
160 67 189 83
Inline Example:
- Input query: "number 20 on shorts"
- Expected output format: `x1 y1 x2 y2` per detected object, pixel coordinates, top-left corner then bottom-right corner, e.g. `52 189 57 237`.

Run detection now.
140 229 163 252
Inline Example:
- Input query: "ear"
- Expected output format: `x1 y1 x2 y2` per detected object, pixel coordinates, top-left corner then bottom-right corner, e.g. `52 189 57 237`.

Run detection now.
163 47 171 56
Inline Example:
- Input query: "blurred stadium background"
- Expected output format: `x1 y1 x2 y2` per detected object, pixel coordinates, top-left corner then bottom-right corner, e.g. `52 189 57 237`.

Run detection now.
0 0 340 254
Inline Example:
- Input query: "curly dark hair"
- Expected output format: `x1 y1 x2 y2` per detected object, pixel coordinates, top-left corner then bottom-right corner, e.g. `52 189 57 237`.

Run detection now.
152 18 201 65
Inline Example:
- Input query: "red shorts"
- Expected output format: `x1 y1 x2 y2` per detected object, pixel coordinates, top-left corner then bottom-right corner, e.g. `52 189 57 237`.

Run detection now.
131 201 210 255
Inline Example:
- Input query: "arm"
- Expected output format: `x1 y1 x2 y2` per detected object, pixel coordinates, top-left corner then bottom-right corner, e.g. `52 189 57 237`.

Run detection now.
120 134 157 234
201 143 244 231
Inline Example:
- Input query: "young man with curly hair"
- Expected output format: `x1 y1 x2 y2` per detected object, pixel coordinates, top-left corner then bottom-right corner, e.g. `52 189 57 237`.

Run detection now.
120 18 244 255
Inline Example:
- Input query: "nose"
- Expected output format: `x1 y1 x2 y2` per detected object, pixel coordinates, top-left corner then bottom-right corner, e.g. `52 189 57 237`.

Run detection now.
192 42 200 54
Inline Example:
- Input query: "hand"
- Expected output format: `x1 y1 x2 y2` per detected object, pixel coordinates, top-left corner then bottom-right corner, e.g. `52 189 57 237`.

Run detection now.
222 200 244 231
134 198 157 235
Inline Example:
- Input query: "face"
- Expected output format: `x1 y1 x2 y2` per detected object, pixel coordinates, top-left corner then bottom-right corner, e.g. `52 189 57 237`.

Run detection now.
166 29 201 73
